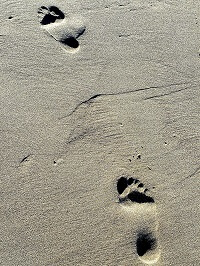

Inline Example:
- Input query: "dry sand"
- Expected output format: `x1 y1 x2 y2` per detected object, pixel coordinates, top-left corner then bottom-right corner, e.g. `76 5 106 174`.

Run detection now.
0 0 200 265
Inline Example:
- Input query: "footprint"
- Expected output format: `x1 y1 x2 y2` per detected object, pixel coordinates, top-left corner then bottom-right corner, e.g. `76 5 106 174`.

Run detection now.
117 176 161 264
37 5 86 52
38 6 65 25
117 177 154 203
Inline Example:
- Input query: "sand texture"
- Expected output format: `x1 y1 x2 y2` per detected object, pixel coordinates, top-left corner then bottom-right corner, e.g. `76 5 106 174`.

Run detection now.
0 0 200 265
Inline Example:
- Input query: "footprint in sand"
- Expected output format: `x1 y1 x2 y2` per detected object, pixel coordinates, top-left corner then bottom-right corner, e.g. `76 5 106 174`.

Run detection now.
117 177 161 264
37 5 86 53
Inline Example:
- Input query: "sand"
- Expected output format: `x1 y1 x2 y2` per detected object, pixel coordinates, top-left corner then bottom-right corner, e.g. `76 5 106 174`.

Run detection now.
0 0 199 265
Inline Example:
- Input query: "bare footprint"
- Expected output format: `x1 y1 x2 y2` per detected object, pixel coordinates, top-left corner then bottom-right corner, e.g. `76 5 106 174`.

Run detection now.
117 177 154 203
117 176 161 264
37 5 86 53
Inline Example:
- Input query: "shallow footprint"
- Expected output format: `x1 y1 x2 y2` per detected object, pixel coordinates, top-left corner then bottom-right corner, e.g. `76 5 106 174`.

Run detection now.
117 176 161 264
37 5 86 53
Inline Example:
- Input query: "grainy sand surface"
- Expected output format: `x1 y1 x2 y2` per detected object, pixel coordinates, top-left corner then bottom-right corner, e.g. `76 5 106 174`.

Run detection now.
0 1 199 265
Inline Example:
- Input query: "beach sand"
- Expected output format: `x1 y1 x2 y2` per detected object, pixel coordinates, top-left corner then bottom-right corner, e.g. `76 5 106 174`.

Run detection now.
0 0 199 265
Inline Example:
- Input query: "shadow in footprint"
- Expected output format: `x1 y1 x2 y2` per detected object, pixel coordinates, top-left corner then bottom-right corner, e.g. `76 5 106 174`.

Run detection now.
136 231 157 257
117 177 154 203
117 176 128 194
61 37 80 49
39 6 65 25
128 191 154 203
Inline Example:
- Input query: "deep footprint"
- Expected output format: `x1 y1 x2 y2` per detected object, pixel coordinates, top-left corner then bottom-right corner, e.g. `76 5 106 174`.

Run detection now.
37 5 85 52
117 177 154 203
117 176 160 264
